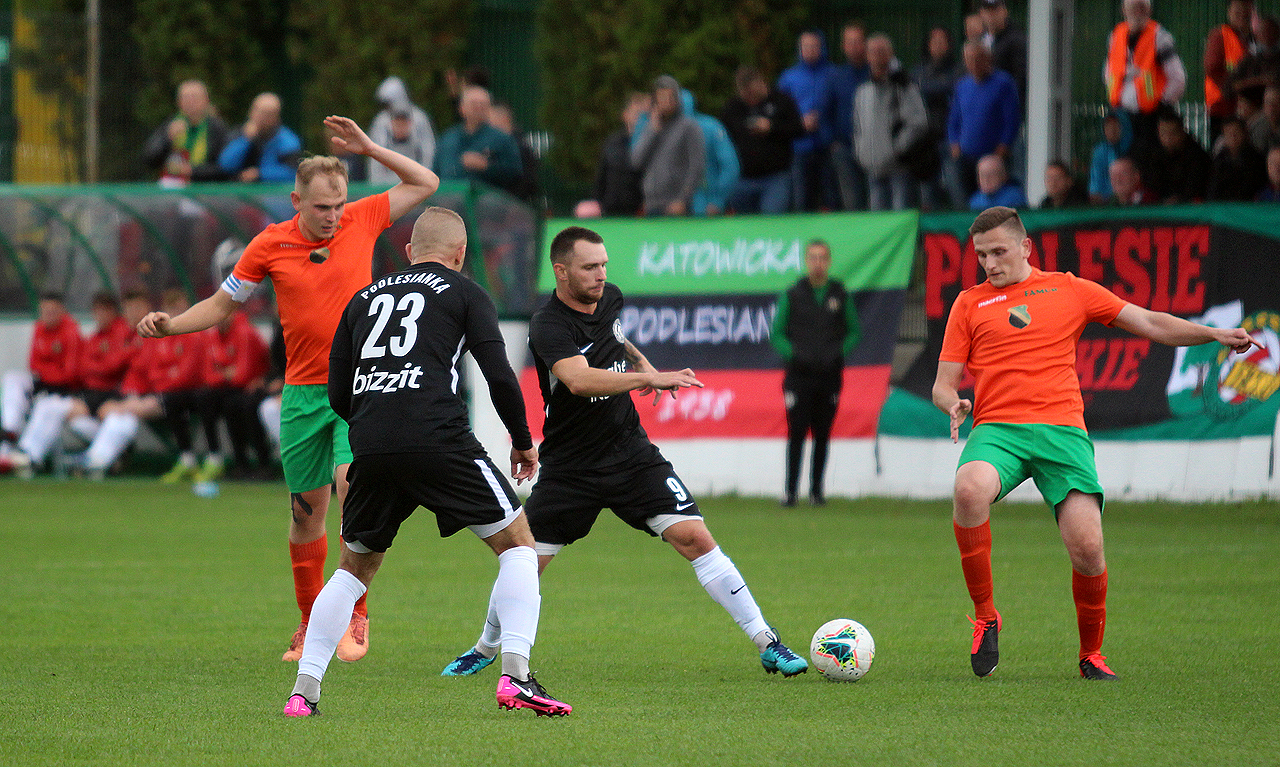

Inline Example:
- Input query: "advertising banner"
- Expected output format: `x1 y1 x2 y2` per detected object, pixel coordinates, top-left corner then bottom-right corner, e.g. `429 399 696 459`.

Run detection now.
528 213 918 440
886 205 1280 440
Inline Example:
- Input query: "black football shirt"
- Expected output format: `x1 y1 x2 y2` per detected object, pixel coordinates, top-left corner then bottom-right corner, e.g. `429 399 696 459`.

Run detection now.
329 261 531 456
530 283 652 471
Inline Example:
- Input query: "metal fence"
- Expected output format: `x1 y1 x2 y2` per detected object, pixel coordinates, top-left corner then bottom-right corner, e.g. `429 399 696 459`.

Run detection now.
0 180 540 318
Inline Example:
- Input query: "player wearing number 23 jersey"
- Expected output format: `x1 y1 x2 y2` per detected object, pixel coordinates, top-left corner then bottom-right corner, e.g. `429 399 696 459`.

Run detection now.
285 206 569 718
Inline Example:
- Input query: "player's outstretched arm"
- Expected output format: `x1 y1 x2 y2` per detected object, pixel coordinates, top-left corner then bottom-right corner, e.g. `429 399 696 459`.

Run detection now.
1112 305 1259 353
932 360 972 444
136 290 237 338
550 355 703 399
324 115 439 220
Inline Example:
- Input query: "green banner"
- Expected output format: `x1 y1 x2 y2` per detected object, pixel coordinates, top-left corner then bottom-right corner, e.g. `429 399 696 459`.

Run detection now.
539 211 918 295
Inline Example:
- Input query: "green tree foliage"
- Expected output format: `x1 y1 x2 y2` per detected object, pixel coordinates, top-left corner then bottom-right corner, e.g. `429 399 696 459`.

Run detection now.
286 0 473 153
535 0 807 186
132 0 280 140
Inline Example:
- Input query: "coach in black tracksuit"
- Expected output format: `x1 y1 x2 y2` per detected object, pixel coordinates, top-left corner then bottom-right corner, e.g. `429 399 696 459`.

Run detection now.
770 239 861 507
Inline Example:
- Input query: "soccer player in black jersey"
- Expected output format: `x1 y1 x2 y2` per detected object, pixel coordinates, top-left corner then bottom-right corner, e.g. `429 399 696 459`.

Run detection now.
284 207 570 718
442 225 810 679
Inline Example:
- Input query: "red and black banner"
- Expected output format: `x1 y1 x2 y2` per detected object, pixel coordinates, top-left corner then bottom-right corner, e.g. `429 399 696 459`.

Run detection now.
889 205 1280 439
530 213 919 440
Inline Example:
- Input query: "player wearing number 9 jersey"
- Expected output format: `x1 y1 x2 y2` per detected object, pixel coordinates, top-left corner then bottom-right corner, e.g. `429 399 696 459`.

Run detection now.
135 115 439 665
441 225 812 681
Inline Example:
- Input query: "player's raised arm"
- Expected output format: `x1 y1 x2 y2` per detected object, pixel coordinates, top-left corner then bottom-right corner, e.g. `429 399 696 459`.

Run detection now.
137 289 237 338
1111 304 1259 353
932 359 972 443
324 115 438 220
550 354 703 399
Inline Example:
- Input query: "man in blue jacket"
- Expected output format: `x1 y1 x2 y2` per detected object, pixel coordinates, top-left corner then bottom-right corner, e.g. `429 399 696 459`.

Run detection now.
219 92 303 183
828 21 871 210
434 86 523 189
778 30 835 211
947 43 1020 205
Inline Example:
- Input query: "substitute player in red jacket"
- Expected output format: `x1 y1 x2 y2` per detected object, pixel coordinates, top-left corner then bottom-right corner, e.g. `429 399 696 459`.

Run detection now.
2 293 82 447
82 289 211 479
9 292 147 474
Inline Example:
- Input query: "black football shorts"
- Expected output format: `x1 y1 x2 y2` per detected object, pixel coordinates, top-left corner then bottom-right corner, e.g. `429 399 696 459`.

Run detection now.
526 444 701 546
342 448 521 552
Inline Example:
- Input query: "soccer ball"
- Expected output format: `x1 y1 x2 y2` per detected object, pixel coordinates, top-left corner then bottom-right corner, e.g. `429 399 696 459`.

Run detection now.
809 619 875 681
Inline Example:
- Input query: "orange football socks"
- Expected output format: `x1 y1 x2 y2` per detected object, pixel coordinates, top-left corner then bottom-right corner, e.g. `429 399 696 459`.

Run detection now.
290 535 328 619
954 520 997 622
1073 569 1108 659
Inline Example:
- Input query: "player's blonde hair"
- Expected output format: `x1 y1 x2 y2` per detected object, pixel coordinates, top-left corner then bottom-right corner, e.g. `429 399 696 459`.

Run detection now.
295 156 348 193
410 206 467 261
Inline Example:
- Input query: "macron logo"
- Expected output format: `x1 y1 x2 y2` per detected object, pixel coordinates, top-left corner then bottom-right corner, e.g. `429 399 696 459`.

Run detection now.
977 295 1008 308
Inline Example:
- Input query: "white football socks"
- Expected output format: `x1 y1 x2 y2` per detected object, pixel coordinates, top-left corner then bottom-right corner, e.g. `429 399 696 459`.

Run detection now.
297 568 366 684
68 414 100 442
491 547 540 675
84 412 139 470
690 546 773 650
475 602 501 658
18 394 74 463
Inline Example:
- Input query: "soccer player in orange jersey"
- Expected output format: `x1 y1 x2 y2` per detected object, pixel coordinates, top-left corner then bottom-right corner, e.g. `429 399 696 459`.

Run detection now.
932 207 1257 680
137 115 438 662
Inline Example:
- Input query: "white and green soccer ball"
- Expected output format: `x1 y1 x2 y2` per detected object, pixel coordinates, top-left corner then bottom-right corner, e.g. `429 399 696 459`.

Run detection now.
809 619 875 681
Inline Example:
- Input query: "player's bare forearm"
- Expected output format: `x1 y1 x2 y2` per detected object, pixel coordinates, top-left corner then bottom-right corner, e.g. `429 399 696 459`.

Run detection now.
325 114 438 218
1113 305 1258 351
933 360 971 442
931 360 966 413
137 291 236 338
623 340 655 373
552 355 701 398
932 382 960 414
560 366 661 398
368 143 439 219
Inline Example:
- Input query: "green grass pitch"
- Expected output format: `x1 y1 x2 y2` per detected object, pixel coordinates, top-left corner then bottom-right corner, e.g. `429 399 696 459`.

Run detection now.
1 480 1277 766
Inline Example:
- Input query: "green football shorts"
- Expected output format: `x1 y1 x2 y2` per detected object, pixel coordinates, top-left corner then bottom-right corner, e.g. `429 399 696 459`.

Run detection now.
957 422 1105 513
280 383 353 494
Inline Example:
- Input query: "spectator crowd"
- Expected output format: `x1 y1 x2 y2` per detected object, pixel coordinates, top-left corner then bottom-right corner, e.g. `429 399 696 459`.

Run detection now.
140 70 536 204
576 0 1280 216
132 0 1280 217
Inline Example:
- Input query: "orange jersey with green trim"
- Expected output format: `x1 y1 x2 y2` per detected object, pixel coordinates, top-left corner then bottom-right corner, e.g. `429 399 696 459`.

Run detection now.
229 192 390 385
940 269 1128 430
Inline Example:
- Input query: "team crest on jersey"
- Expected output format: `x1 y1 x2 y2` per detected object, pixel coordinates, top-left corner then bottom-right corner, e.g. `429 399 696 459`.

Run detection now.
612 318 627 345
1008 304 1031 329
826 296 840 312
